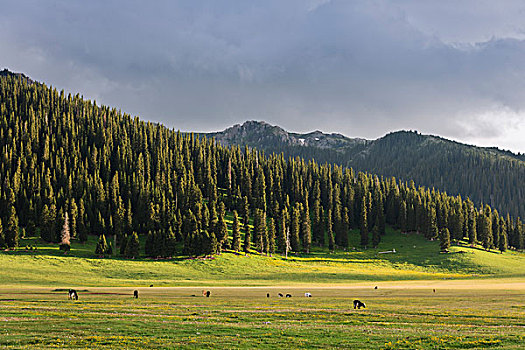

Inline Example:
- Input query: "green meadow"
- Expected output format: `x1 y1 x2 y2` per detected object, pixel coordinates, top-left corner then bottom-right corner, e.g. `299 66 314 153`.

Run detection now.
0 229 524 349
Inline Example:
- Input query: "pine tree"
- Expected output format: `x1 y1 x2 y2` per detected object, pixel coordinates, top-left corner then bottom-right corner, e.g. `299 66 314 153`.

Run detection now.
165 227 177 257
468 209 477 245
231 210 241 252
499 218 507 253
69 199 78 239
267 217 276 256
360 198 368 247
120 234 128 256
327 209 335 251
95 234 109 257
243 224 251 254
341 207 349 249
78 200 88 243
215 211 229 252
426 206 438 240
125 232 140 258
301 204 312 253
312 199 323 245
0 217 4 248
480 215 493 250
440 228 451 252
5 205 19 248
276 207 288 253
289 205 300 252
371 225 380 248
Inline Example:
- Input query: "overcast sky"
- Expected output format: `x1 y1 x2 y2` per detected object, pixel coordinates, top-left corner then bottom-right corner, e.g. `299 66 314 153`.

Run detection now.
1 0 525 153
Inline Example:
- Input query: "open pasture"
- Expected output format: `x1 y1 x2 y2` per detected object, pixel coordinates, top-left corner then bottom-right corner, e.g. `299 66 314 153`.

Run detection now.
0 282 523 349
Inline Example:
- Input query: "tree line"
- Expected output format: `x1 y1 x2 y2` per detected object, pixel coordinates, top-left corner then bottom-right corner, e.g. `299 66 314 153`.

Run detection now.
0 75 523 258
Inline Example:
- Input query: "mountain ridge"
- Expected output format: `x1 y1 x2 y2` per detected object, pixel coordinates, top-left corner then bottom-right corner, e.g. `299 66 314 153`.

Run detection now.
206 120 525 219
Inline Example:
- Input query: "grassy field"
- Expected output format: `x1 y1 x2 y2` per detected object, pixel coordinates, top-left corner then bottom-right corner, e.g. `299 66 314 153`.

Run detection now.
1 229 524 348
1 227 524 287
0 284 523 349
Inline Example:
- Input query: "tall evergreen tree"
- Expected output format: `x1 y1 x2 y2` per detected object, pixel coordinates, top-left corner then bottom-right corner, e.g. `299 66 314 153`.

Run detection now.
371 225 380 248
440 228 451 252
125 232 140 258
468 208 477 245
5 206 19 248
231 210 241 252
289 205 300 252
267 217 276 256
399 201 407 233
360 197 368 247
243 222 251 254
301 204 312 253
95 234 109 257
327 209 335 251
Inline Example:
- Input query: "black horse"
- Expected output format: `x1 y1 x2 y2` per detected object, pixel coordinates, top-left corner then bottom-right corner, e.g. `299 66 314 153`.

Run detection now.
133 290 139 298
353 299 366 309
68 289 78 300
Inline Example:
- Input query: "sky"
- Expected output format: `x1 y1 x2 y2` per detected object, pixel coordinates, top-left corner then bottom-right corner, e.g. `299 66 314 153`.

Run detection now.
1 0 525 153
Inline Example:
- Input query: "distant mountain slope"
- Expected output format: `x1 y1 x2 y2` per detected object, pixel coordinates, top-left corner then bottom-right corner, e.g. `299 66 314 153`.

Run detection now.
0 68 35 85
208 121 525 219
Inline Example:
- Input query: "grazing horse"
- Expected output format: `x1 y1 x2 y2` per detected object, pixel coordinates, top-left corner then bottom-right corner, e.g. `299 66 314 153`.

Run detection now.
68 289 78 300
206 291 211 298
353 299 366 309
304 292 312 297
267 293 270 298
133 290 139 298
374 286 378 290
285 294 292 298
278 293 284 297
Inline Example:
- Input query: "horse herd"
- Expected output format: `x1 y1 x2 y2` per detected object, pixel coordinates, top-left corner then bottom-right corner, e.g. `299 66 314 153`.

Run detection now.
67 288 367 309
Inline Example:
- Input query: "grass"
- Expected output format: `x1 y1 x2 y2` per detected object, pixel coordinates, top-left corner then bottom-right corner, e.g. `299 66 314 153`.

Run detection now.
0 285 523 349
1 227 524 348
1 227 524 287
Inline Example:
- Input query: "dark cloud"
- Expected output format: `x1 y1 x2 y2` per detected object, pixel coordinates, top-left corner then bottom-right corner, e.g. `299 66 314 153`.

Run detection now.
1 0 524 152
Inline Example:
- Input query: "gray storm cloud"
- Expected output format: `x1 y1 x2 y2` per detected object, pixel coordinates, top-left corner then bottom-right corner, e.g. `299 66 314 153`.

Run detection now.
1 0 525 152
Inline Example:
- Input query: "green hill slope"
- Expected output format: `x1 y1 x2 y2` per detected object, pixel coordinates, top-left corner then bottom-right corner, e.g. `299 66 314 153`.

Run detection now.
2 228 523 287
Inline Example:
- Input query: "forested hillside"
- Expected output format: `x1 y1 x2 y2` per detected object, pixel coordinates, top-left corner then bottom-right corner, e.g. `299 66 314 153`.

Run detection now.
209 121 525 220
0 73 523 258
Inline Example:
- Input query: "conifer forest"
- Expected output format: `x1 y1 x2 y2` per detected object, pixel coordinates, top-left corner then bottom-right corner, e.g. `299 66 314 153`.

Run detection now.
0 75 523 258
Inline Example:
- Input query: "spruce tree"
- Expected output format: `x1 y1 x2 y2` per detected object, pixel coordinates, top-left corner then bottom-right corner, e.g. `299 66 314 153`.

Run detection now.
312 199 323 245
120 234 128 256
0 217 4 248
440 228 451 252
327 209 335 251
276 208 288 253
243 224 251 254
165 227 177 257
301 205 312 253
499 218 507 253
371 225 380 248
341 207 349 249
360 198 368 247
231 210 241 252
267 217 276 256
480 215 493 250
95 234 108 257
125 232 140 258
289 205 300 252
5 206 19 248
468 209 477 245
397 201 408 233
215 212 229 252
